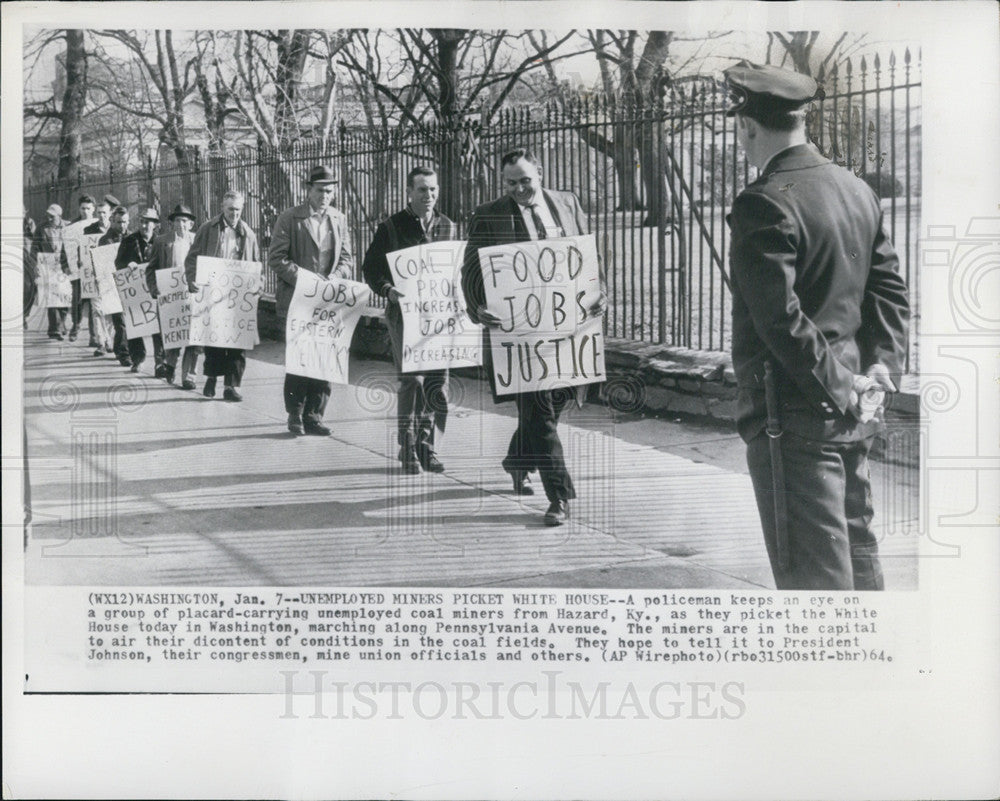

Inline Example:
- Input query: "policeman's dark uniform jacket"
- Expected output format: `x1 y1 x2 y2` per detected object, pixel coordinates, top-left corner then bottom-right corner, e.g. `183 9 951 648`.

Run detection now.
461 187 596 508
362 207 458 468
114 211 163 372
184 210 261 396
725 63 910 591
268 166 354 431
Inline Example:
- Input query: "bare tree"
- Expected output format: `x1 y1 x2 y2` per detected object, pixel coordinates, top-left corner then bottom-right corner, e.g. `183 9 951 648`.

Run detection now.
23 30 89 200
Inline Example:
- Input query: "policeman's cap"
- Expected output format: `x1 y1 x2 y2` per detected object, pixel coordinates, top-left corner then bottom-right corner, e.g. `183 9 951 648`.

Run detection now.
723 62 824 118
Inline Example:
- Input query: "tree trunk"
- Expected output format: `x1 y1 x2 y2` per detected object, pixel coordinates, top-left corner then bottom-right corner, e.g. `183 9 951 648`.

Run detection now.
274 30 311 147
430 29 466 220
610 127 644 211
57 30 87 197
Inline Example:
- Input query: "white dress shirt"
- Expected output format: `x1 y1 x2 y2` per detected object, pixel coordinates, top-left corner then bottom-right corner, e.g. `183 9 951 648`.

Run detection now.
306 207 334 270
517 197 559 240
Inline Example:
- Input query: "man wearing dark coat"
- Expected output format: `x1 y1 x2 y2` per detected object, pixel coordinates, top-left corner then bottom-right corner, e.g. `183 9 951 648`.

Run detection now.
461 148 606 527
724 63 910 590
99 207 133 365
114 207 162 374
362 165 458 473
147 203 200 388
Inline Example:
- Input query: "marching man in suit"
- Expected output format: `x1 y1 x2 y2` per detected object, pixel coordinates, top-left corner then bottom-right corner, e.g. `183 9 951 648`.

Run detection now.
461 148 606 526
268 165 355 436
725 63 910 590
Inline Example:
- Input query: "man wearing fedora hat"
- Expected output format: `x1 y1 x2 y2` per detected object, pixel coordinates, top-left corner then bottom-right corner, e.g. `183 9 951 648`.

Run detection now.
114 206 163 374
147 203 200 388
269 165 354 436
724 62 909 590
185 190 261 401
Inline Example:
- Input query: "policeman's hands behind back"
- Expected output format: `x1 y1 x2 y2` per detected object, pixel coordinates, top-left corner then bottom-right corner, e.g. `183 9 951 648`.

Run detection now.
850 363 895 423
866 363 897 393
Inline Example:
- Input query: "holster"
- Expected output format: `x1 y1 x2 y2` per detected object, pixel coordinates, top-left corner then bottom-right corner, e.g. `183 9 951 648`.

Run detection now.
763 360 791 572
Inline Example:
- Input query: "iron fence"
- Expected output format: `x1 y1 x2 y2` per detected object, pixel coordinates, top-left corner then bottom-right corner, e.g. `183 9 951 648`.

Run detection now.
26 48 920 369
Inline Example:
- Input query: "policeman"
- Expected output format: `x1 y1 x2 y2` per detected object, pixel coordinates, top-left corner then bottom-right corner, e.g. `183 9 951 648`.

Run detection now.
724 62 910 591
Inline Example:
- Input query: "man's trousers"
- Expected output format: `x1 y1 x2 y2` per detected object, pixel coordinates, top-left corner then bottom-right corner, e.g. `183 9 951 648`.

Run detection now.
502 390 576 503
284 374 331 424
111 315 164 367
46 307 68 336
386 304 448 454
746 431 883 591
164 346 202 383
203 347 245 387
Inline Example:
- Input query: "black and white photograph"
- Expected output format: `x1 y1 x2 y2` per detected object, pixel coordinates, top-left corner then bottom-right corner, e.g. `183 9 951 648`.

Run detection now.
3 1 998 799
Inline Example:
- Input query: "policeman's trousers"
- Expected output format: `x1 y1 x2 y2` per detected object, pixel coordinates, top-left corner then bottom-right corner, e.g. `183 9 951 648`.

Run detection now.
746 431 883 591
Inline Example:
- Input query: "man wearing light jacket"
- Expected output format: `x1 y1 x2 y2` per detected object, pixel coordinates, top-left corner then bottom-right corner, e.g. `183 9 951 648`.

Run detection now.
268 165 354 436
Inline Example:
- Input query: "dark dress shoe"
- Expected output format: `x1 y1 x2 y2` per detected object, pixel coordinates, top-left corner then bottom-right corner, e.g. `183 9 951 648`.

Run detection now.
203 377 217 398
304 422 331 436
181 379 196 390
119 358 132 367
223 387 243 402
544 500 570 526
164 370 176 385
68 330 78 342
129 363 140 373
154 365 168 379
418 450 445 473
510 471 534 495
93 348 104 357
288 415 305 436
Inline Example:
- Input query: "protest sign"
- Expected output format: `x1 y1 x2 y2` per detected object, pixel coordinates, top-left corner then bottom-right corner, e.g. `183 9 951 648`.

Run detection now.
285 271 371 384
61 220 91 279
89 244 123 314
113 263 160 338
477 233 605 396
155 267 191 349
188 256 263 350
37 252 72 308
387 240 481 372
79 234 102 298
195 255 261 285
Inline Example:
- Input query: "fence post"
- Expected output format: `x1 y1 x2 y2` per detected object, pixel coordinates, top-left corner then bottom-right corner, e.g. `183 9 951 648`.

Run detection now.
146 152 155 212
654 74 668 345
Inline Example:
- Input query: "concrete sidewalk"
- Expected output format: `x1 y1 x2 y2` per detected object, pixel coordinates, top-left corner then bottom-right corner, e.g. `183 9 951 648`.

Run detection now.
22 332 919 589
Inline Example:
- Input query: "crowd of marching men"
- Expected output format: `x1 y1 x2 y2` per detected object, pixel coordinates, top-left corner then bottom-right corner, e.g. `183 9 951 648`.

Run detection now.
24 191 257 400
22 156 598 529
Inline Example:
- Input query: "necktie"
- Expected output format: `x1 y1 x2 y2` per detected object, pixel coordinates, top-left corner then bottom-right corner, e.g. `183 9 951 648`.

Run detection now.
529 204 548 240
